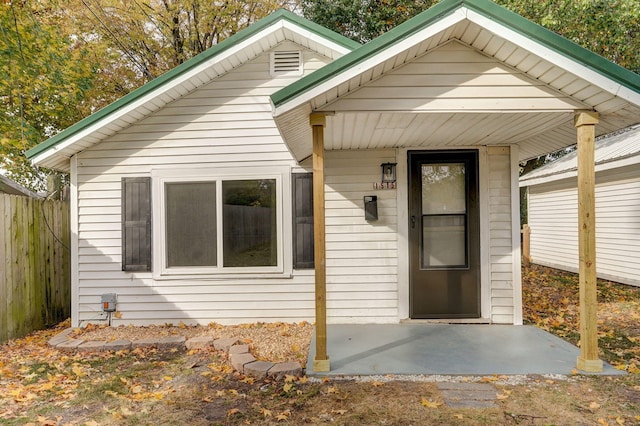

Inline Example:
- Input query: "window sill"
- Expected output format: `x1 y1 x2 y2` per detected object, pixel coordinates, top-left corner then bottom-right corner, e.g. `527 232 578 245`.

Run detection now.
152 271 293 281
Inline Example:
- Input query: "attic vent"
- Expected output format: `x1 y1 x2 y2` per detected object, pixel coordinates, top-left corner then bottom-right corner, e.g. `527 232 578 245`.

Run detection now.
271 50 303 77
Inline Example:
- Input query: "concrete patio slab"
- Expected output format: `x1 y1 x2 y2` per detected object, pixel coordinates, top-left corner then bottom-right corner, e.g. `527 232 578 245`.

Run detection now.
307 324 623 376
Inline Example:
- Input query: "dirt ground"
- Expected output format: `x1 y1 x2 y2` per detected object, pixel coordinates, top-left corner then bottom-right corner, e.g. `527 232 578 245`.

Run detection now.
0 264 639 425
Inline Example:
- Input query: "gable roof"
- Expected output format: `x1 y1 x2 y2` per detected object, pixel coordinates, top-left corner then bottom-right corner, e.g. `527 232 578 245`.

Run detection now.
519 124 640 187
26 10 360 172
272 0 640 109
271 0 640 162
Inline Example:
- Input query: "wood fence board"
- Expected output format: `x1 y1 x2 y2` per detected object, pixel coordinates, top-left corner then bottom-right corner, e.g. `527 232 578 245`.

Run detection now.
0 194 70 342
0 196 7 341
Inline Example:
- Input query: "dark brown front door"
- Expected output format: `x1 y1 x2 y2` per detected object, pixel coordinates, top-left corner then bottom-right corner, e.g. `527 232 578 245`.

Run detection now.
408 151 480 318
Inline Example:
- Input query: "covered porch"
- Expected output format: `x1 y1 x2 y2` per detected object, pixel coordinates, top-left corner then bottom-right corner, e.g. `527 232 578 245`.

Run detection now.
272 0 640 374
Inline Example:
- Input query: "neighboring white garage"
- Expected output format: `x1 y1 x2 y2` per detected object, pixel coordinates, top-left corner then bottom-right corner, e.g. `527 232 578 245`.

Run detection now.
520 125 640 287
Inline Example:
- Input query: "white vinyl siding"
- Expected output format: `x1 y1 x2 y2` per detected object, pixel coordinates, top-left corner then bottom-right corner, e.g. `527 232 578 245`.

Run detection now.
325 150 399 323
487 147 515 323
319 40 584 118
74 43 331 326
528 165 640 287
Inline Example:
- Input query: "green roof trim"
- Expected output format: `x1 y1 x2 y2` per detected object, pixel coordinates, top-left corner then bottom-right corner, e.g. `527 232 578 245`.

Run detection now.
271 0 640 108
26 9 360 160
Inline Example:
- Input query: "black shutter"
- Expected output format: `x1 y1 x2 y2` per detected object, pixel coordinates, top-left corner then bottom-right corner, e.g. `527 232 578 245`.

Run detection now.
122 177 152 271
292 173 314 269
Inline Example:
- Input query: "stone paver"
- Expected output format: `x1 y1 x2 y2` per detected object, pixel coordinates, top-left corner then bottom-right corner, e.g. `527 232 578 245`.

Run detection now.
229 344 249 354
214 337 238 352
268 362 303 379
56 339 85 351
185 336 214 350
104 339 132 351
157 336 186 349
244 361 275 379
48 328 75 346
437 382 497 408
230 352 256 372
78 341 106 352
132 338 161 348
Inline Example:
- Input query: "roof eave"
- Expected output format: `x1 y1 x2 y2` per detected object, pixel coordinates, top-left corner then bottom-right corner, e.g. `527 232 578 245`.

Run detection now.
26 9 360 168
271 0 640 114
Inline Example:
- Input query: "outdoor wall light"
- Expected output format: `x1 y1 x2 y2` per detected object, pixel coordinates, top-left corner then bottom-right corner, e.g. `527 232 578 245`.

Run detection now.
381 162 397 183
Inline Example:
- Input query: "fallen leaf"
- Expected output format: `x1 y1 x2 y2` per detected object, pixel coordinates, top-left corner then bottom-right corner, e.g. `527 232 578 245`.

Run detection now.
421 398 442 408
453 414 464 420
327 386 339 394
284 374 297 383
597 418 609 426
615 417 624 425
71 364 87 377
298 376 309 384
283 383 294 392
227 408 240 417
241 377 255 384
276 410 291 421
261 407 272 417
371 381 384 387
332 409 347 415
589 401 601 410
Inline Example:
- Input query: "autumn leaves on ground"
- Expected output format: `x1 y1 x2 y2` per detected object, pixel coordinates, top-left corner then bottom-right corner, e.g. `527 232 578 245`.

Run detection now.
1 265 639 425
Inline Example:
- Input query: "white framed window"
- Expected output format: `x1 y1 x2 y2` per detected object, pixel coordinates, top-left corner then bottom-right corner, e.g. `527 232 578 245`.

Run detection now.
152 167 289 278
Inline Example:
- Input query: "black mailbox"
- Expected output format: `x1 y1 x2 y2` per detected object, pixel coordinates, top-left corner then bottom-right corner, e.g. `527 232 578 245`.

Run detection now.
364 195 378 221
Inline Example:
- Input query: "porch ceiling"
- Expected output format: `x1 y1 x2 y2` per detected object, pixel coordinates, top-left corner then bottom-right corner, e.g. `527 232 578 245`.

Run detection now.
273 11 640 162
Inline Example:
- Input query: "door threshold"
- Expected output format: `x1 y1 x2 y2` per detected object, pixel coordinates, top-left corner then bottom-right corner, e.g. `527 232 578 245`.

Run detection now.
401 318 492 325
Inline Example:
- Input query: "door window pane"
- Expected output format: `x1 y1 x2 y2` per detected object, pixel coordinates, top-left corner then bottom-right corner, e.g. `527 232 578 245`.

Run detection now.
422 163 466 214
166 182 217 267
422 215 466 267
223 180 277 267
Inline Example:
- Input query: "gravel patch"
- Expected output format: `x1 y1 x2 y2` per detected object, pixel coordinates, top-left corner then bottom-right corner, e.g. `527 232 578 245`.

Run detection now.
72 322 313 364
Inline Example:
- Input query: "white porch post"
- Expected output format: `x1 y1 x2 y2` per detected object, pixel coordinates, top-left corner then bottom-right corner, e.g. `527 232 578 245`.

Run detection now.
310 113 330 372
575 111 603 373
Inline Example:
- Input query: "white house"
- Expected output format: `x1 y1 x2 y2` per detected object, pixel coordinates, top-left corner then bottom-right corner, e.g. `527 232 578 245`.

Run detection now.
27 0 640 371
520 125 640 287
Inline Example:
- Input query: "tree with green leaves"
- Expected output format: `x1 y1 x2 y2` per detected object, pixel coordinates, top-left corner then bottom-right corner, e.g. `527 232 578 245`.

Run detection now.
1 0 295 191
0 1 99 191
300 0 437 43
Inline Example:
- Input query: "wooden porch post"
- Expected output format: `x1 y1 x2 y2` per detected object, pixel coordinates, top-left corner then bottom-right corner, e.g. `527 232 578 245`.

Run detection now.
575 111 603 373
310 113 330 372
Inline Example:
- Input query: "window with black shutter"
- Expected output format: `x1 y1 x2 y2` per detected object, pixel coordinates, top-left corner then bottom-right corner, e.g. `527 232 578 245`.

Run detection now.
122 177 152 271
292 173 314 269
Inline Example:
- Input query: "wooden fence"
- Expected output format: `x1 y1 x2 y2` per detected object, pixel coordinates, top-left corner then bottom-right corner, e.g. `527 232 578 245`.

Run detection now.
0 193 71 342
